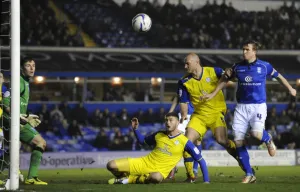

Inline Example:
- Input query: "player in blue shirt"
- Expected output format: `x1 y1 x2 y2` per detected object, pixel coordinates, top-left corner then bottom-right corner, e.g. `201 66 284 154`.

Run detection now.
201 40 297 183
168 95 202 181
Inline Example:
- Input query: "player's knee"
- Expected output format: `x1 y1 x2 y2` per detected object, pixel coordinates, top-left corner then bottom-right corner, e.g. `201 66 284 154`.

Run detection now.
149 172 163 184
106 160 117 171
185 128 199 142
251 131 263 140
36 138 46 150
42 139 46 149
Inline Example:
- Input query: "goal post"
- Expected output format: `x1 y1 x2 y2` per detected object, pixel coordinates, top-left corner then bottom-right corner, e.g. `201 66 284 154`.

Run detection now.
8 0 20 190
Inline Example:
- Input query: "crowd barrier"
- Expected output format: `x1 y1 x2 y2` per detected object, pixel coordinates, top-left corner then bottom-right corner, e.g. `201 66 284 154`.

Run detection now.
20 150 298 170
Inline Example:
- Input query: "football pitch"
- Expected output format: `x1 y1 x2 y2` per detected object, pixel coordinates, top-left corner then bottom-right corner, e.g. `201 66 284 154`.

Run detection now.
14 166 300 192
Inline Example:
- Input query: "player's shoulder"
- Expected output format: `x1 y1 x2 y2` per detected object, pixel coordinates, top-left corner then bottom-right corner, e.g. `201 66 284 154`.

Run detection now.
203 66 215 72
232 60 244 68
179 73 193 84
204 66 223 73
154 131 168 137
256 59 271 66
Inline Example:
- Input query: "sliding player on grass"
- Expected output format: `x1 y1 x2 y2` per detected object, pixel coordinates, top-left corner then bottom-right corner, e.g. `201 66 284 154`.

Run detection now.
107 112 210 184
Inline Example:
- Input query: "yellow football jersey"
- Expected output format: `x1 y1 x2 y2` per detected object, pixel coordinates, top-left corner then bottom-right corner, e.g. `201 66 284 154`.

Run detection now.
178 67 226 115
141 132 189 177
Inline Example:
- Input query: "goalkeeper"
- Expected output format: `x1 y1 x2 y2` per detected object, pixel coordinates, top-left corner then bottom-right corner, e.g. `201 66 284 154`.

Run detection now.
3 57 47 185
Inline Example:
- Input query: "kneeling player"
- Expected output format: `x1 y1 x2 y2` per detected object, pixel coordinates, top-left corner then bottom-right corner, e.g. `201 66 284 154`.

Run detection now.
106 112 210 184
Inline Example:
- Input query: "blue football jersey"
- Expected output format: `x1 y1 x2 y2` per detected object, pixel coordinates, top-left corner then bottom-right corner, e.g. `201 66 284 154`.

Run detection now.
232 59 278 104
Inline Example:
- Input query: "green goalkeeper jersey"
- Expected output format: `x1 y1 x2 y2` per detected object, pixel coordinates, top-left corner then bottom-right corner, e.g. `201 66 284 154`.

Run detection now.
3 74 30 118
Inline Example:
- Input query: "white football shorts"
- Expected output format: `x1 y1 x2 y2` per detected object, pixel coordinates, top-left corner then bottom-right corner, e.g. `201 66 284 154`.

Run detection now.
232 103 267 141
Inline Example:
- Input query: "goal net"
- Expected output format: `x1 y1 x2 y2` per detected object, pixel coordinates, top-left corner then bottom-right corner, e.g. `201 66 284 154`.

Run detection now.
0 0 20 190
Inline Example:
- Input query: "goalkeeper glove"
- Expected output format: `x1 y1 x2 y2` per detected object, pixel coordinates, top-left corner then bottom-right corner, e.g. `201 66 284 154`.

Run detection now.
20 114 41 127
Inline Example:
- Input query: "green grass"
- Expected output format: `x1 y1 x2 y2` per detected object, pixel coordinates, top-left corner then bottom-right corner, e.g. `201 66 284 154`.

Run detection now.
8 166 300 192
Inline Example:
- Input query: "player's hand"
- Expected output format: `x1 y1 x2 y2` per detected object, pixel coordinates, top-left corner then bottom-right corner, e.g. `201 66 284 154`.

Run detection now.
180 115 187 124
224 68 233 79
289 88 297 97
20 114 41 127
200 92 216 102
131 117 139 130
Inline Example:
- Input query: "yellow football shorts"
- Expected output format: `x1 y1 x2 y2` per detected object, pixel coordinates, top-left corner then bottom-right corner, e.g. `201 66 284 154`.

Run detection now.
115 157 169 179
187 112 227 140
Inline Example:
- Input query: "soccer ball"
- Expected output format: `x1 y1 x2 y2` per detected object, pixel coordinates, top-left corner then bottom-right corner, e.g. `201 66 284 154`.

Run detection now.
132 13 152 32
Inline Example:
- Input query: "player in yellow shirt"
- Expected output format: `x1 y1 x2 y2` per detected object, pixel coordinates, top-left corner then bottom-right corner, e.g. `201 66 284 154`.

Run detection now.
106 112 210 184
178 53 240 182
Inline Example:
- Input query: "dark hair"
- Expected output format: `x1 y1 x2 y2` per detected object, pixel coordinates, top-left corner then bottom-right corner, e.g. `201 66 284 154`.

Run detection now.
21 57 34 68
243 40 262 51
165 112 179 120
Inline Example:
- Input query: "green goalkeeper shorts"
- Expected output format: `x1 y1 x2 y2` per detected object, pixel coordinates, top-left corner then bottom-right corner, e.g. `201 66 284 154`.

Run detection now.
20 123 40 144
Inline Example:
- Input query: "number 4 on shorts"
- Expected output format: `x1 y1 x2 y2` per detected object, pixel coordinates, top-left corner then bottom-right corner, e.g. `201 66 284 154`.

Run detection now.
257 113 262 120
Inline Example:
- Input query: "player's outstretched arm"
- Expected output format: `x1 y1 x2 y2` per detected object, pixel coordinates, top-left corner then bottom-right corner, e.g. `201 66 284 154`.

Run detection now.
131 118 144 144
131 118 156 146
275 74 297 97
200 68 232 101
179 102 188 123
169 95 179 113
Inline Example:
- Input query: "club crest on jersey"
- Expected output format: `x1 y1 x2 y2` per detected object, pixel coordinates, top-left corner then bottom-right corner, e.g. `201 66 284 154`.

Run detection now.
257 67 261 74
245 76 252 82
174 140 179 145
205 77 211 82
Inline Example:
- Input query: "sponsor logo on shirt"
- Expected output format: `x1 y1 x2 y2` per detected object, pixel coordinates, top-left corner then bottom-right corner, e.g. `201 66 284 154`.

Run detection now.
157 144 172 156
245 76 253 82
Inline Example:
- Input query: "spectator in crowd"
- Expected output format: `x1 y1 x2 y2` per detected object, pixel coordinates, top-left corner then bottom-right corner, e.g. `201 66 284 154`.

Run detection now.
68 119 83 138
50 104 64 122
109 112 120 128
71 103 88 125
59 101 72 122
93 129 109 149
119 109 130 128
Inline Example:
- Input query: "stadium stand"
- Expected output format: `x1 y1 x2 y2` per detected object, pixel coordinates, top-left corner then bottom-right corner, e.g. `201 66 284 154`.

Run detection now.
1 0 85 46
1 0 300 48
24 101 300 153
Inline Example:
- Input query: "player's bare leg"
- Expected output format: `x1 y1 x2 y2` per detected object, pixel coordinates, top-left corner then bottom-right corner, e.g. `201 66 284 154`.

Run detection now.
251 130 276 156
107 159 129 178
214 126 237 158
